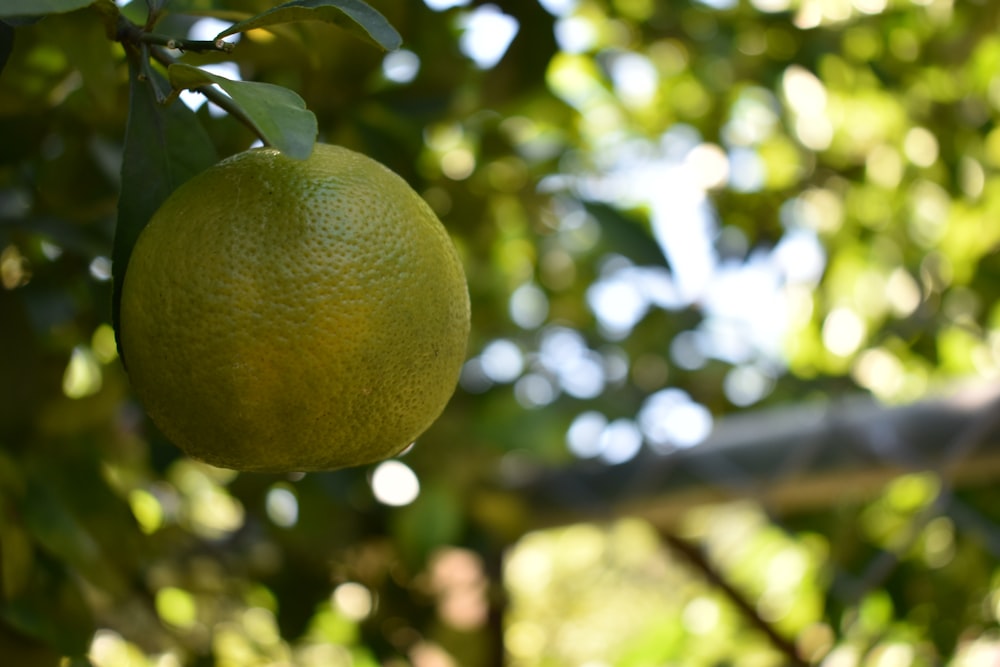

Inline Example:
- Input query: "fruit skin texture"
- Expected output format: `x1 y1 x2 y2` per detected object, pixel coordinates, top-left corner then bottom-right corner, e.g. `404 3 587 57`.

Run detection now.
120 144 470 472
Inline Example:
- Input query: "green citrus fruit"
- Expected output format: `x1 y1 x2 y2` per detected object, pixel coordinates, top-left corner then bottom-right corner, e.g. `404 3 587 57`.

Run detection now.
120 144 470 472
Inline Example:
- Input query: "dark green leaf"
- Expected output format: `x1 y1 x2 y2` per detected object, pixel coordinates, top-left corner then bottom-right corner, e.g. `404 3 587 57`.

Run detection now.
159 3 249 21
215 0 402 52
0 17 43 27
390 484 463 566
37 8 119 114
0 0 93 17
116 0 150 23
65 659 98 667
168 63 317 160
0 553 94 656
584 202 670 267
0 517 33 602
0 22 12 77
112 56 218 361
21 480 99 572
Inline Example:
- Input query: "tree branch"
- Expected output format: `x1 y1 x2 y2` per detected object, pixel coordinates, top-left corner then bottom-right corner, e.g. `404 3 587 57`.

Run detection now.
138 32 235 54
506 383 1000 528
115 13 265 144
842 390 1000 604
116 15 234 54
660 530 808 667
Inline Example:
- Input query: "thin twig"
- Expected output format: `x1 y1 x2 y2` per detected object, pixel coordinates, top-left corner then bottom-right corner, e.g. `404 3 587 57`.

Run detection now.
117 14 234 54
138 31 235 54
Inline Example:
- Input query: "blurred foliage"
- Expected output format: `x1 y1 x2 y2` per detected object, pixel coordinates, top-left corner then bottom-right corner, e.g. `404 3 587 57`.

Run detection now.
3 0 1000 666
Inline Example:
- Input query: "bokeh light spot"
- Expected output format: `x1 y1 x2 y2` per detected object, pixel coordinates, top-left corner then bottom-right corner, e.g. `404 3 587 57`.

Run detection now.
480 339 525 383
682 597 720 635
332 582 373 621
128 489 164 534
903 127 939 167
89 256 112 281
514 373 558 408
638 388 714 450
155 587 198 629
599 418 643 464
822 307 866 357
265 484 299 527
383 49 421 83
510 282 549 329
63 346 102 399
424 0 469 9
371 460 420 506
459 5 519 69
567 411 608 458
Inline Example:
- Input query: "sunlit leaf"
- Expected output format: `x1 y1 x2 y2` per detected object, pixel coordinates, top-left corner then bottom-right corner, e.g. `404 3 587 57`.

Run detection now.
168 63 317 160
215 0 402 52
113 58 218 361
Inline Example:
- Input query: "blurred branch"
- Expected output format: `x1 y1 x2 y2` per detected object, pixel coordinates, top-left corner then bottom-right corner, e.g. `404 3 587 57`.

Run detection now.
843 390 1000 604
660 530 808 667
505 383 1000 529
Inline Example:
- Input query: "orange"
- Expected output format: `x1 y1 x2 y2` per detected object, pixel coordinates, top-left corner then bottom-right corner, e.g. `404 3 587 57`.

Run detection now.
119 144 469 472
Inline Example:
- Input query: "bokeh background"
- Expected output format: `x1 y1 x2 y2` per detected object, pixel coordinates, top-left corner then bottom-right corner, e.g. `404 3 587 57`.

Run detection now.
4 0 1000 665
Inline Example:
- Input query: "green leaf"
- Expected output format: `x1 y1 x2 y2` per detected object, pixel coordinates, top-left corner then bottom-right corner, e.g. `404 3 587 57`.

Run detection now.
37 8 119 115
215 0 402 52
0 553 94 656
0 512 34 601
0 0 93 17
65 658 98 667
112 56 218 361
21 480 99 572
584 202 670 266
159 3 249 21
0 22 12 77
168 63 317 160
390 484 464 567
